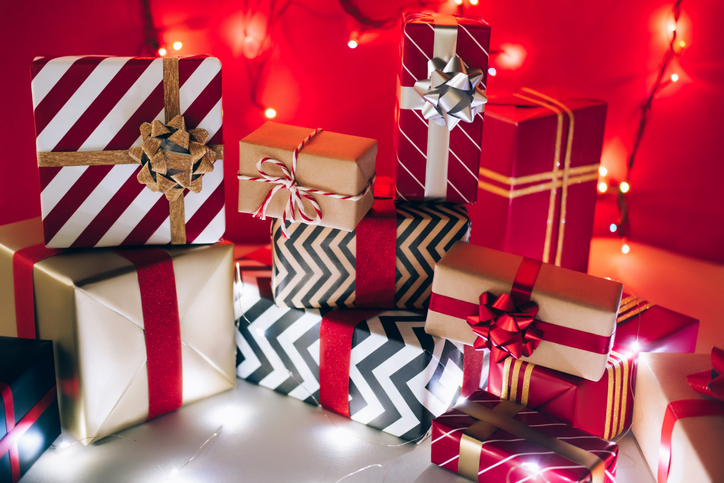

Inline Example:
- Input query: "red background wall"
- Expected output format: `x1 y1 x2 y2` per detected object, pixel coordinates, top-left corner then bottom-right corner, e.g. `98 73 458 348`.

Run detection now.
1 0 722 262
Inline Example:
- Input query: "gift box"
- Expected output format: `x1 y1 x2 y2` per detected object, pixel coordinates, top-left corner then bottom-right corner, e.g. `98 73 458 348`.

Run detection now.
470 89 607 272
395 12 490 204
431 389 618 483
0 337 60 483
426 242 623 381
632 351 724 483
271 199 469 309
30 55 225 247
488 294 699 439
235 254 474 441
238 122 377 232
0 217 236 443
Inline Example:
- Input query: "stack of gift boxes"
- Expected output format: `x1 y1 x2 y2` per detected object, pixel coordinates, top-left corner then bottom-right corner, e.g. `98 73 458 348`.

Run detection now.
1 11 720 483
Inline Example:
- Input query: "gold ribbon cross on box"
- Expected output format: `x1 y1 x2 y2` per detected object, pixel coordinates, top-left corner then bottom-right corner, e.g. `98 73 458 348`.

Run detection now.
36 57 224 244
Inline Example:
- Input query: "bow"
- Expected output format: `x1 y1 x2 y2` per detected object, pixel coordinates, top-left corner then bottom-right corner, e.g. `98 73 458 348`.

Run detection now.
466 292 543 363
687 346 724 401
413 55 488 131
128 115 216 201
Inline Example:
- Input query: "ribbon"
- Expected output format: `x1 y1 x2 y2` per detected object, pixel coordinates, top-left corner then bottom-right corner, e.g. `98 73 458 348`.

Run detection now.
238 128 376 238
355 199 397 308
399 14 488 200
113 248 183 420
12 243 63 339
319 310 382 417
456 398 606 483
36 57 224 245
0 384 57 483
686 346 724 401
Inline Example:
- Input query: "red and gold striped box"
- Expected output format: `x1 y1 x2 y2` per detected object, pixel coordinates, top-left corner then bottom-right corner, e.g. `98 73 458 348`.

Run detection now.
30 55 225 248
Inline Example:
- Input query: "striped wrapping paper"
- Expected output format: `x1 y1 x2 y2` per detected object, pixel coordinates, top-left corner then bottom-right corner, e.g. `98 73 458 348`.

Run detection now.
30 55 225 247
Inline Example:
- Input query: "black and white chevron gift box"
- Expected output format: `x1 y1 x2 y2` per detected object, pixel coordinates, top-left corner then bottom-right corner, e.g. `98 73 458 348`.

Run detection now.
234 253 487 441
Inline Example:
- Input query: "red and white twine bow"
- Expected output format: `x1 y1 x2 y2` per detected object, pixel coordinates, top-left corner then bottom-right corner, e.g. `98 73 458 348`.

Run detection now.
239 128 375 238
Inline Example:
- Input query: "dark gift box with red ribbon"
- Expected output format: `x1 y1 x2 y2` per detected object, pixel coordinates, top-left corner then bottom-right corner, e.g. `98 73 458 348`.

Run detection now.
431 389 618 483
0 217 236 444
0 337 60 483
487 294 699 440
470 88 606 273
632 350 724 483
426 242 623 382
271 200 470 310
235 252 477 441
395 12 490 204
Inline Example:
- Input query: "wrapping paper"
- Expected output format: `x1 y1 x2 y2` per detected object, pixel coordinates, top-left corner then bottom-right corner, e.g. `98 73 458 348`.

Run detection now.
238 122 377 231
30 55 225 247
426 242 622 381
488 294 699 439
633 353 724 482
432 390 618 483
0 218 236 443
471 89 607 272
235 254 479 441
271 200 469 309
395 12 490 204
0 337 60 483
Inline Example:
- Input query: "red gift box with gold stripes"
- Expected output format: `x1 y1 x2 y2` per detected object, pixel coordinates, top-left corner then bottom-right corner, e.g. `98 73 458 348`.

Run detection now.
488 295 699 440
395 12 490 204
30 55 225 248
432 390 618 482
469 89 606 272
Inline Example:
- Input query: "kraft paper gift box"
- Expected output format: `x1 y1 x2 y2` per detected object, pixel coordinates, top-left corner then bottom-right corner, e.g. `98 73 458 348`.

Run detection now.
30 55 225 247
470 89 607 272
238 122 377 232
0 337 60 483
0 217 236 444
234 252 479 441
426 242 623 382
487 294 699 440
271 199 470 310
431 389 618 483
632 351 724 483
395 12 490 204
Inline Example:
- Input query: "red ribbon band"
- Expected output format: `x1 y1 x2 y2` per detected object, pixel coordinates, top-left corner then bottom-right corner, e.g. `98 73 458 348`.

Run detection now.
0 384 57 483
355 198 397 308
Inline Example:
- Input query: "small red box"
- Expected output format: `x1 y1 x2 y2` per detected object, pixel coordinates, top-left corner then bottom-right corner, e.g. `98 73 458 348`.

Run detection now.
470 88 606 272
488 295 699 439
432 390 618 482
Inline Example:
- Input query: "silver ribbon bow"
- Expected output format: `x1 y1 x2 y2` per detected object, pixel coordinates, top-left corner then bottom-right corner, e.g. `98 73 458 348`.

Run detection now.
413 55 488 131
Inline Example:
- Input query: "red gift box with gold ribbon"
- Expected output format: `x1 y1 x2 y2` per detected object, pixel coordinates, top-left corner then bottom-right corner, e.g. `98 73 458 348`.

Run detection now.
470 88 606 273
431 389 618 483
487 294 699 440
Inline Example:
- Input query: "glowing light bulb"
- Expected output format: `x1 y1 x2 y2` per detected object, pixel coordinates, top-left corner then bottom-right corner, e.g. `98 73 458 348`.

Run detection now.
264 108 277 119
620 181 630 193
172 41 183 51
170 468 179 478
671 73 679 82
158 47 167 56
487 67 497 76
470 0 479 4
669 23 677 32
454 0 463 4
245 35 254 43
630 340 640 352
609 223 617 233
679 40 686 48
622 243 630 254
598 182 608 193
347 39 358 49
522 462 541 474
599 166 607 177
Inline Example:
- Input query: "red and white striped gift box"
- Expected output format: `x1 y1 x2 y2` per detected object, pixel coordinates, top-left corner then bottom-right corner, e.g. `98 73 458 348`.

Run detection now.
30 55 225 247
395 13 490 204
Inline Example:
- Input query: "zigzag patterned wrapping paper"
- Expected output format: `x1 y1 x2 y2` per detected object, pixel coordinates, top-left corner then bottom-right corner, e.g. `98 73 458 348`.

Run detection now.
30 55 225 247
271 201 470 310
234 255 484 441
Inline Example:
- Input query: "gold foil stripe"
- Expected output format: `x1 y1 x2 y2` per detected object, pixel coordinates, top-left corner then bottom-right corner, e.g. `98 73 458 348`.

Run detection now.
37 145 225 167
611 354 622 439
478 172 598 199
478 163 599 187
611 350 630 437
617 303 655 323
510 359 523 402
501 357 513 399
604 363 614 440
521 362 534 407
457 400 605 483
619 295 639 309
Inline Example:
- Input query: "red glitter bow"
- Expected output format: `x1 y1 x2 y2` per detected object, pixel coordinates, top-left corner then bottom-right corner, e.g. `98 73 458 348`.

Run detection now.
687 346 724 402
466 292 543 363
